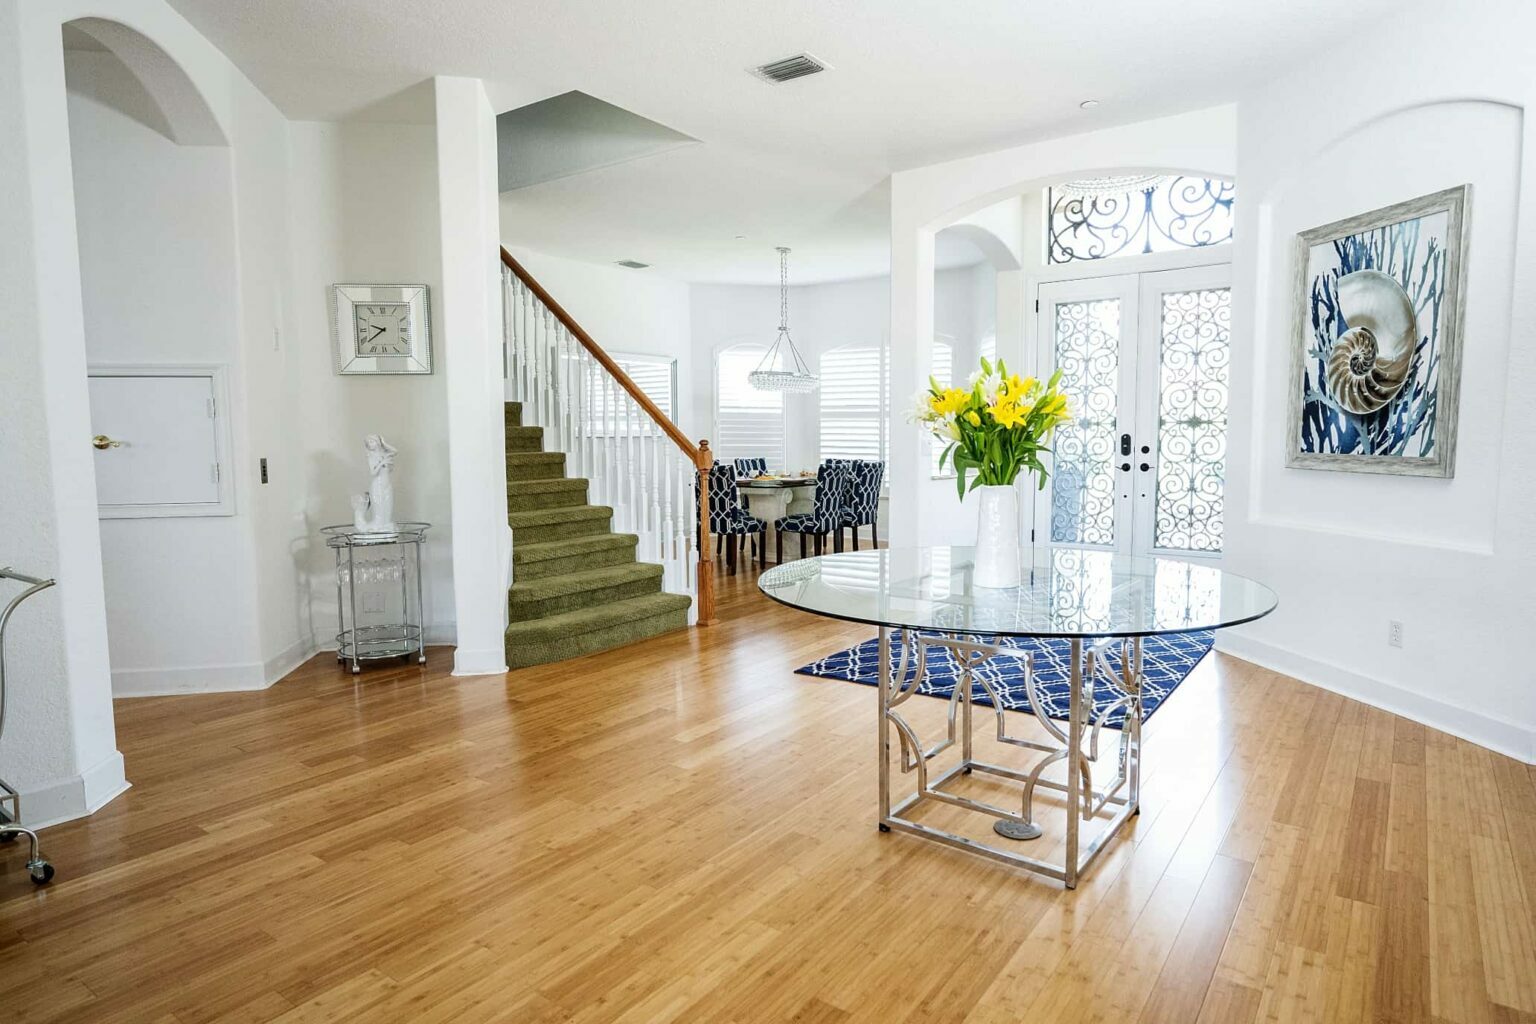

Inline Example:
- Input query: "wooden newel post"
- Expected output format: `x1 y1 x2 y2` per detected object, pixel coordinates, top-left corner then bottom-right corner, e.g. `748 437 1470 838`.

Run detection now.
695 440 717 625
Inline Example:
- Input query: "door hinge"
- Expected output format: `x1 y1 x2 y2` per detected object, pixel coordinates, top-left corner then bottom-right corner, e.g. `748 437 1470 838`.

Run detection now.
212 462 221 484
1030 528 1035 542
207 397 217 419
1035 299 1040 313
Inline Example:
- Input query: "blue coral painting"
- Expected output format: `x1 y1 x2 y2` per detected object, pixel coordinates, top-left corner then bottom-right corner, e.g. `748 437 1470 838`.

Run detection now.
1299 210 1448 458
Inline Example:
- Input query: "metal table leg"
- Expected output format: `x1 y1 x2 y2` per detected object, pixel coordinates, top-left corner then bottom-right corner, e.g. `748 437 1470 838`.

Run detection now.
875 630 1144 888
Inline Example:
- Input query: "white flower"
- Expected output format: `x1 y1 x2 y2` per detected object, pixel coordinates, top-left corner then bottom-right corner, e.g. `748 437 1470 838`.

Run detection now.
967 368 1002 405
906 390 934 424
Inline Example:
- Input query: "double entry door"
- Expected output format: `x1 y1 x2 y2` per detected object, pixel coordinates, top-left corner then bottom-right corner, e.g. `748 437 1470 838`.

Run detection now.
1034 264 1232 560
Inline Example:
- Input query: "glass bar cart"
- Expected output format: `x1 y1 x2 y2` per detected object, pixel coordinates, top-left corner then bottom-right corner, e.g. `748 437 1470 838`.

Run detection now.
322 523 430 674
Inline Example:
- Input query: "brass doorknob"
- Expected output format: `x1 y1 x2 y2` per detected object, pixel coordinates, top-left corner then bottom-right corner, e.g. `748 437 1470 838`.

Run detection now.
92 435 124 450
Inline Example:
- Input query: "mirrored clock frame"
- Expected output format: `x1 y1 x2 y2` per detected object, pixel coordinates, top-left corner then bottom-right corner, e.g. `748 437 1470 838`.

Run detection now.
330 284 433 375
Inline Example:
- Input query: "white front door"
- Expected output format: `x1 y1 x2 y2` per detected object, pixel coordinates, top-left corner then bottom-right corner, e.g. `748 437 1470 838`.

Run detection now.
1035 264 1232 560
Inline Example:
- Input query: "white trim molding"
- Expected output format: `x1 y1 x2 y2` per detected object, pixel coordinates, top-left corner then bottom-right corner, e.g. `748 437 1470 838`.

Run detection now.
1217 634 1536 764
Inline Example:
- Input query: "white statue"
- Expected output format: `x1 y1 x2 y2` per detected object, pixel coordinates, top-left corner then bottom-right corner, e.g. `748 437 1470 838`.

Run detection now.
352 434 398 533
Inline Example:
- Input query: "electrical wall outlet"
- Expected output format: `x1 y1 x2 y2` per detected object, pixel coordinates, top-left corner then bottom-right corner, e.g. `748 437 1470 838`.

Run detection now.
1388 620 1404 648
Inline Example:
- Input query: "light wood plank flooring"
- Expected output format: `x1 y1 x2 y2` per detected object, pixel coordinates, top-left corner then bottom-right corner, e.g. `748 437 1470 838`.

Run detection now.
3 566 1534 1022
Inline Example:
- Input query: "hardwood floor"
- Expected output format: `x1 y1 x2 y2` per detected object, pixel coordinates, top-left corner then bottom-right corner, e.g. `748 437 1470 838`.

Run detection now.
3 565 1534 1023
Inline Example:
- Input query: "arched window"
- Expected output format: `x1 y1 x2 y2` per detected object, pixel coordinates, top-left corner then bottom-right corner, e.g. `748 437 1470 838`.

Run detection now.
714 344 785 471
1047 176 1235 265
818 344 888 463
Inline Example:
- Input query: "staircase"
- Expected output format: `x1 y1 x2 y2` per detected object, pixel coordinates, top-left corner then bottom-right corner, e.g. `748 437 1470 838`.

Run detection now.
504 400 693 668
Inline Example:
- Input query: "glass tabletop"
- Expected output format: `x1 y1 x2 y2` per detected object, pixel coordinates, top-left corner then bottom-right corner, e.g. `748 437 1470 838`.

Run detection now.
757 546 1277 639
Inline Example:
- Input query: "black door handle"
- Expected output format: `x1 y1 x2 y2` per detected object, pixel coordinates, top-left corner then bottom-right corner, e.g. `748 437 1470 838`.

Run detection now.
1139 462 1151 472
1119 462 1131 472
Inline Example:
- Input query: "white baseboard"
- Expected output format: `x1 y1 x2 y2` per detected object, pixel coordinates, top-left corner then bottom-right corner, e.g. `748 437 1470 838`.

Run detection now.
112 635 319 697
1217 634 1536 764
452 647 507 676
11 750 130 831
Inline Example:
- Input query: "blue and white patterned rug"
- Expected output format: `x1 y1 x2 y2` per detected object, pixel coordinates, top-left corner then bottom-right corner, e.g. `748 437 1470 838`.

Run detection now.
796 631 1215 728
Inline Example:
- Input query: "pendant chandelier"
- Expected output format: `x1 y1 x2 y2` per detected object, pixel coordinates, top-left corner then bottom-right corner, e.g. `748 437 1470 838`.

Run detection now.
749 246 819 393
1056 173 1166 199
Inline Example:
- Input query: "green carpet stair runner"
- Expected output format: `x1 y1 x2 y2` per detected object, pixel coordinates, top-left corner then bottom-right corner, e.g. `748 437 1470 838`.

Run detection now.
504 401 691 668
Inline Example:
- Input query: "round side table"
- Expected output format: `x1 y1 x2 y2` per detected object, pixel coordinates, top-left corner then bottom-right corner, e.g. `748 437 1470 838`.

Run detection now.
322 523 430 674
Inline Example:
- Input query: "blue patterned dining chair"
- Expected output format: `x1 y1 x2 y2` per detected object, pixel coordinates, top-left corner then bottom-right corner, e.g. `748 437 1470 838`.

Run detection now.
775 460 853 562
734 457 768 478
699 462 765 574
837 460 885 551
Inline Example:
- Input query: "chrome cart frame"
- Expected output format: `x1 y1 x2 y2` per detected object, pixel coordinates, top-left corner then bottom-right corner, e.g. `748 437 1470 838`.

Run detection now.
876 626 1143 889
0 567 58 885
321 524 430 674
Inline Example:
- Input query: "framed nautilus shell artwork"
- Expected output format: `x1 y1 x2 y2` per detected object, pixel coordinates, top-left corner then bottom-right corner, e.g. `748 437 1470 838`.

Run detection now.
1287 185 1470 476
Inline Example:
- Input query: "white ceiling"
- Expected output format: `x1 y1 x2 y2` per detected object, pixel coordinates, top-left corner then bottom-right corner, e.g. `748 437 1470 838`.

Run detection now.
167 0 1403 283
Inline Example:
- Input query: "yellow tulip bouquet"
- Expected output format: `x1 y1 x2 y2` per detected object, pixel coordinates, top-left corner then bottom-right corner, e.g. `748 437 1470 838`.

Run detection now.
913 357 1072 500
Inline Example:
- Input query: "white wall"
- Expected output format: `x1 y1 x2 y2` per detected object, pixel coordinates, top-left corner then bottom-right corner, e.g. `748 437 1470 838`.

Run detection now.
287 121 453 647
1222 0 1536 761
501 246 695 435
64 48 269 697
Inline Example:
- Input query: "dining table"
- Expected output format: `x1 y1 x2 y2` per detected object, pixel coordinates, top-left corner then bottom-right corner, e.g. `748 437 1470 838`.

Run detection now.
758 545 1278 887
736 475 817 562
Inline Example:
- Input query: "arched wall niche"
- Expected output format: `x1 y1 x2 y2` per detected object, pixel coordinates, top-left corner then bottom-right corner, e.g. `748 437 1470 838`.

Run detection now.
62 16 225 146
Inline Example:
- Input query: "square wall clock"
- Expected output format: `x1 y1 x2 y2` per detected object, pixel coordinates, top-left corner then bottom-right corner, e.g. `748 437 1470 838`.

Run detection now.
331 284 432 375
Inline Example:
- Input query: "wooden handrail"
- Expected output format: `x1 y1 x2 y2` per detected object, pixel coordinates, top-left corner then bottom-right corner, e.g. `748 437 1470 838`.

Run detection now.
499 246 716 625
501 248 699 461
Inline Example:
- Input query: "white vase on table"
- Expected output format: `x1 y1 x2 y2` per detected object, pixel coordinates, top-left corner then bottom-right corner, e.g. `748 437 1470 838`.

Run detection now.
972 484 1021 589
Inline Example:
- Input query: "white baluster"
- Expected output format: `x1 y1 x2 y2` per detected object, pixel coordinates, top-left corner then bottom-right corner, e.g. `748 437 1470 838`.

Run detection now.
571 342 586 482
583 351 597 486
564 330 577 459
520 281 532 407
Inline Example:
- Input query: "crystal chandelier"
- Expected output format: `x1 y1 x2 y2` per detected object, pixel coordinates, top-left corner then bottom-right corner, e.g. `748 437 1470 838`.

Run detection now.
1056 173 1166 200
749 246 819 393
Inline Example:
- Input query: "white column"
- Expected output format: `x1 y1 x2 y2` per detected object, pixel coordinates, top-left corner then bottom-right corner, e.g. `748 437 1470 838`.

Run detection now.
436 75 509 676
0 5 125 825
888 190 937 548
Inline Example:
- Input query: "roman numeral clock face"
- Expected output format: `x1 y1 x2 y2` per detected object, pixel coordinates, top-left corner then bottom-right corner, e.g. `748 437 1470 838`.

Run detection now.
354 304 413 357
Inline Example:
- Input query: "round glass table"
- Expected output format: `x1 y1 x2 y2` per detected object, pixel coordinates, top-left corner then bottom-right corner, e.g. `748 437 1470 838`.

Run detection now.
759 546 1277 887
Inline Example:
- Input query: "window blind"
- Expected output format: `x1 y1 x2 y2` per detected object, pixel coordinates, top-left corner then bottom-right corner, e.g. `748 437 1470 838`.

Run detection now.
715 346 785 472
818 345 888 463
584 353 676 433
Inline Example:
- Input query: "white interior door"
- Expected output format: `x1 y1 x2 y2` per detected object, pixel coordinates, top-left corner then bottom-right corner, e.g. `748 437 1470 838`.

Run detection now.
1036 265 1231 559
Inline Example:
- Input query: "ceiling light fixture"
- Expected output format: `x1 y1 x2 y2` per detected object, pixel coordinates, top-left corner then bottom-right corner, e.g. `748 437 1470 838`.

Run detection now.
748 247 819 393
1056 174 1166 200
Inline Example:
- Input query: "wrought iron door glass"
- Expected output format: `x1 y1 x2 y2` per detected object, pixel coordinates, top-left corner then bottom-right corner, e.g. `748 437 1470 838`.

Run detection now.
1153 288 1230 552
1049 299 1121 547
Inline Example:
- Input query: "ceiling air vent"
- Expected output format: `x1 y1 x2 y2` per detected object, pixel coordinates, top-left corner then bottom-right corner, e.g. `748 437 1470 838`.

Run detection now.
614 259 651 269
751 53 828 85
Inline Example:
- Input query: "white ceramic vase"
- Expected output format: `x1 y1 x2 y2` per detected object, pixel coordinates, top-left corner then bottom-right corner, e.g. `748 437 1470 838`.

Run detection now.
972 484 1022 589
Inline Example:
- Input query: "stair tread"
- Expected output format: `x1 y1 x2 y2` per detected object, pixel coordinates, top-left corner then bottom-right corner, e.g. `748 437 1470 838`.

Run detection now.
506 451 564 462
507 505 612 528
513 532 639 563
504 592 692 640
509 562 662 602
508 477 587 493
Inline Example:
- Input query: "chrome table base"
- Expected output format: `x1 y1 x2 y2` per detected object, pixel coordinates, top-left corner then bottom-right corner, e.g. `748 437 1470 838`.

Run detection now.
876 626 1144 888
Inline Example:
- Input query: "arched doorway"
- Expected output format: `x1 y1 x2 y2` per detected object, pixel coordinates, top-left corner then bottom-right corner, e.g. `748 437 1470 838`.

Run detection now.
60 18 259 696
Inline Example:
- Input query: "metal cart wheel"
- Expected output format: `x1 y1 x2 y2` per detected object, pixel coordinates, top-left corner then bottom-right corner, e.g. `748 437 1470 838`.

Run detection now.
29 860 54 885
